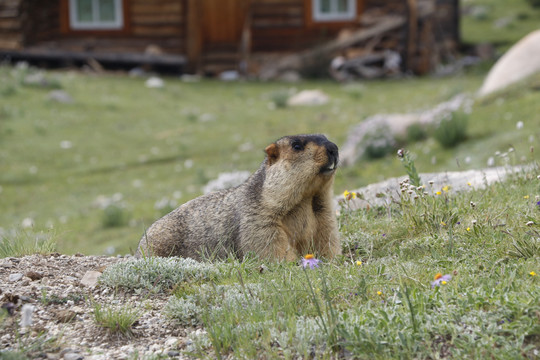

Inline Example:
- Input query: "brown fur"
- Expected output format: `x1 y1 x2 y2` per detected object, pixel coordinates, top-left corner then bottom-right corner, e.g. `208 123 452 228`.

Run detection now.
136 134 341 261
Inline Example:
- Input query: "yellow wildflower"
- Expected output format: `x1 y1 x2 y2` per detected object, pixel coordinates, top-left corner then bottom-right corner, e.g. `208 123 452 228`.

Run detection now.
435 191 442 195
441 221 447 226
467 182 472 186
377 291 382 296
442 185 449 192
524 195 530 199
441 281 447 285
356 260 362 266
530 271 537 277
466 227 471 232
343 190 350 198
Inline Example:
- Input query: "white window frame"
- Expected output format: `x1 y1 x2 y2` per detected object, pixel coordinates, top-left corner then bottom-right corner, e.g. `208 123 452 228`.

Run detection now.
69 0 124 30
312 0 356 22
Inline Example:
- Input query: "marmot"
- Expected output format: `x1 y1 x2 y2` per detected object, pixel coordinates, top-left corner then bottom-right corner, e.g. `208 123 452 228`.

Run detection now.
136 134 341 261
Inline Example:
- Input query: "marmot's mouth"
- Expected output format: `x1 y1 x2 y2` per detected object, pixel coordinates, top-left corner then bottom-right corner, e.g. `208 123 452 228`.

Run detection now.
320 160 338 174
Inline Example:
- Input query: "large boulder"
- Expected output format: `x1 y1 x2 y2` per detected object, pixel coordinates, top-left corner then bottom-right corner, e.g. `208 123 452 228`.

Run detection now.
479 30 540 96
340 94 470 166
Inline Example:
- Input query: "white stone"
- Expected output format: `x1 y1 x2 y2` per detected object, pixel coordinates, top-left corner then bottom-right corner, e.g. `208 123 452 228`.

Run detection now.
48 90 73 103
9 273 23 282
479 30 540 96
19 304 35 327
63 352 83 360
80 270 102 287
288 89 329 106
203 171 251 194
164 337 178 348
145 77 164 88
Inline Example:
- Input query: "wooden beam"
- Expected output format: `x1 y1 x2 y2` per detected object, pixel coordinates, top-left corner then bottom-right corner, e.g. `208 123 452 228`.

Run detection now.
0 48 186 67
260 15 406 75
185 0 202 73
406 0 418 73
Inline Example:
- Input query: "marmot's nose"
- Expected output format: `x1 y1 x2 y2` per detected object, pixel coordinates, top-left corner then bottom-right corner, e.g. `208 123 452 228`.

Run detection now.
326 142 339 163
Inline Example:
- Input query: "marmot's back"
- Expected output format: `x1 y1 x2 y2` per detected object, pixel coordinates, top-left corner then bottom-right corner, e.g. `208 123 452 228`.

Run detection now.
138 187 242 259
136 134 341 261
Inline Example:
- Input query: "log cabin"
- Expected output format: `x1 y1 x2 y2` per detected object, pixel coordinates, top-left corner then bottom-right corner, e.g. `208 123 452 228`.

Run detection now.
0 0 459 76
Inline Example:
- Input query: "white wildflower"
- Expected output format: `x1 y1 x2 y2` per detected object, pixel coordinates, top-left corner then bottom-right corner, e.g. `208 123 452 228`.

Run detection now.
60 140 73 149
21 218 34 228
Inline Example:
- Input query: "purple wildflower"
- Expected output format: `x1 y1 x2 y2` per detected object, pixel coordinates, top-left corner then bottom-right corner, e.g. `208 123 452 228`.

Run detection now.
431 273 452 288
302 254 321 269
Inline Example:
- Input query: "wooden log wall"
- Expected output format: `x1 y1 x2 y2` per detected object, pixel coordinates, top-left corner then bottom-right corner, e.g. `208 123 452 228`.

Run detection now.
0 0 24 49
433 0 459 53
250 0 358 52
10 0 186 55
24 2 60 45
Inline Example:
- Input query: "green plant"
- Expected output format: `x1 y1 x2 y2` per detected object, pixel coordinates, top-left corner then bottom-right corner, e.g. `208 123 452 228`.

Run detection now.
406 123 427 142
0 230 56 258
102 204 129 228
397 148 421 187
434 111 468 148
93 302 140 336
364 125 396 159
99 257 227 292
1 330 60 360
508 232 540 258
269 89 290 108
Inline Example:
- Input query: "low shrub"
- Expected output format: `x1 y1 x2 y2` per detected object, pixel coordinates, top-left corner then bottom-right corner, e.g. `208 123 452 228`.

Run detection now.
434 111 468 148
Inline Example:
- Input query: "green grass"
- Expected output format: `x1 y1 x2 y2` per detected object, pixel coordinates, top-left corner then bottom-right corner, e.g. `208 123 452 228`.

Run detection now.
92 302 141 337
98 165 540 359
462 0 540 54
0 56 539 256
0 229 56 257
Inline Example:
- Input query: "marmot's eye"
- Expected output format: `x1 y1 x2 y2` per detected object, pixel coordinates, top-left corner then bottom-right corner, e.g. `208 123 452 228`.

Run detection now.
292 141 303 151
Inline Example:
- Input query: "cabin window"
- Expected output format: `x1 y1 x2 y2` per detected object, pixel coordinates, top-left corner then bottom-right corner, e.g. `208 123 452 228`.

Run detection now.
312 0 356 22
69 0 123 30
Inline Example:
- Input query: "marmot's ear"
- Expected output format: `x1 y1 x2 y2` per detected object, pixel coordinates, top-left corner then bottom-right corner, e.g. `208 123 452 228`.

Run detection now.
265 143 280 166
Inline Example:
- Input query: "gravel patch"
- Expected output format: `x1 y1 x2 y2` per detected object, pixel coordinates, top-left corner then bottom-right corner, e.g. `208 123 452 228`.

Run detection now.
0 254 193 359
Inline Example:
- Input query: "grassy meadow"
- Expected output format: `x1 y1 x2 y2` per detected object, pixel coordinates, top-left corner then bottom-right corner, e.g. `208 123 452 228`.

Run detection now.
97 167 539 359
1 0 540 358
1 64 540 255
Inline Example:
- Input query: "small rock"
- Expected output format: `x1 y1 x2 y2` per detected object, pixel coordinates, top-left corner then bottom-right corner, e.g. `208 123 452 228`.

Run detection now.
80 271 102 287
167 350 180 357
48 90 73 104
288 89 329 106
63 352 83 360
19 304 35 327
55 309 77 323
145 77 164 88
164 337 178 348
3 293 19 303
8 273 23 282
1 302 15 316
25 271 44 281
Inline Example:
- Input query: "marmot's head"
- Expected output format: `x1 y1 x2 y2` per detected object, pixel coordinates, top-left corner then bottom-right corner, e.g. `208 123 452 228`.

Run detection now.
264 134 339 195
